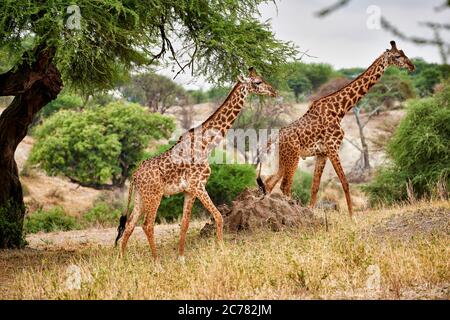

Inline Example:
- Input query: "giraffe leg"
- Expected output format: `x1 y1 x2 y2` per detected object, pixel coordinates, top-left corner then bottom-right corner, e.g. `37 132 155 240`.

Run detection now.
196 190 223 243
264 170 284 194
279 152 300 198
309 156 327 208
329 154 353 217
178 192 196 257
280 168 296 198
141 193 163 260
121 191 143 256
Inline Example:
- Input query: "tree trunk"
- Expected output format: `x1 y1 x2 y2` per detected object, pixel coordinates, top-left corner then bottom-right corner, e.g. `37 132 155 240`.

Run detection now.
0 47 62 248
353 108 371 171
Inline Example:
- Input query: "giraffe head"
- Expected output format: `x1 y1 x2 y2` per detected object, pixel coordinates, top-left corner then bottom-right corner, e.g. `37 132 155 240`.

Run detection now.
239 67 277 97
385 40 415 72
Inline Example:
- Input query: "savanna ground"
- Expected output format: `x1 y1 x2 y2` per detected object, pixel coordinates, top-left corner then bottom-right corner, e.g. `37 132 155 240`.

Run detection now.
1 199 448 300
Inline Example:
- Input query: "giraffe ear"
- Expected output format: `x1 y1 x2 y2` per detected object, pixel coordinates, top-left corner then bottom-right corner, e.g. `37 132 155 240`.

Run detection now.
248 67 257 77
390 40 397 51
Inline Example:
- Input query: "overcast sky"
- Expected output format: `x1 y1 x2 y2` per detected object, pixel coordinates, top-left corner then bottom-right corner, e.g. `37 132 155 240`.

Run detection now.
162 0 449 89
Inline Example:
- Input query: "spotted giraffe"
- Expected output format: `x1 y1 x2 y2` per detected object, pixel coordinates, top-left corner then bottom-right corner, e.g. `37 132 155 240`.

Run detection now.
115 68 277 259
258 41 415 217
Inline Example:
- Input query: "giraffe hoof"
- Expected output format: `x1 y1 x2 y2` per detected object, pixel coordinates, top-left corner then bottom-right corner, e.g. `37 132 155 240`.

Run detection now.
178 255 186 264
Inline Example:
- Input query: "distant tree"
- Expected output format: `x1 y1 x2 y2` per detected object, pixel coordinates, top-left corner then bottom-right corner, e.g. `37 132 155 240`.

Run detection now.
284 62 337 101
207 86 232 104
337 67 365 79
411 58 450 97
309 77 350 101
0 0 296 247
120 72 186 114
188 89 208 104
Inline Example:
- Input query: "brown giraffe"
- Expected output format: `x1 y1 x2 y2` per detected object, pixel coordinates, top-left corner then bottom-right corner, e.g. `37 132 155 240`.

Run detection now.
258 41 415 217
115 67 276 259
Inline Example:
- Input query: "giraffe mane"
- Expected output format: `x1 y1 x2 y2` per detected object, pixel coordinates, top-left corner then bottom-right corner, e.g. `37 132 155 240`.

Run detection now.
200 81 243 124
307 53 385 109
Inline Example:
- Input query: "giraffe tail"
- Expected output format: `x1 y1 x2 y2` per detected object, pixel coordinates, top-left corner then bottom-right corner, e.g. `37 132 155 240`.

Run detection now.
256 153 266 195
115 180 134 247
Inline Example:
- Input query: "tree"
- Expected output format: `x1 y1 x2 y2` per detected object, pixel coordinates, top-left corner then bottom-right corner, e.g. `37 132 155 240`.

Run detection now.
30 102 175 189
120 72 186 114
0 0 297 248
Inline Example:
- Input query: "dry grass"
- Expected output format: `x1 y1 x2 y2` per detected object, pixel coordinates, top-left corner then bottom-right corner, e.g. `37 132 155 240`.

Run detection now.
1 200 449 300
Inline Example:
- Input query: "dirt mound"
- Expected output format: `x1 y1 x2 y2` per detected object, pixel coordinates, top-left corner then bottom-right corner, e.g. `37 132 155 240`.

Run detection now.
201 189 322 236
363 206 450 242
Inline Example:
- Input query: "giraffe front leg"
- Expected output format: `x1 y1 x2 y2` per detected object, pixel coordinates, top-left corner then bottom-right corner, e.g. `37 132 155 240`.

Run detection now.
178 192 196 258
279 152 300 198
280 168 296 198
329 154 353 218
196 190 223 244
310 156 327 208
141 193 163 260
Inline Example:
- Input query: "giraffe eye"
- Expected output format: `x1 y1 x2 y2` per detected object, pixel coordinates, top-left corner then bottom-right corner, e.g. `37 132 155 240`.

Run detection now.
254 81 262 85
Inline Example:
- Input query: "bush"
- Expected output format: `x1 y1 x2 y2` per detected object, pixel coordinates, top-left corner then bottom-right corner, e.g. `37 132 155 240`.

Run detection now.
156 164 256 222
82 202 121 227
30 101 175 187
39 93 83 119
206 164 256 205
291 170 313 205
363 85 450 205
24 207 80 234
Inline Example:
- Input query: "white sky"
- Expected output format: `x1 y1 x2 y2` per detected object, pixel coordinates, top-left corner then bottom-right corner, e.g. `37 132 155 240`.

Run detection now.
160 0 450 90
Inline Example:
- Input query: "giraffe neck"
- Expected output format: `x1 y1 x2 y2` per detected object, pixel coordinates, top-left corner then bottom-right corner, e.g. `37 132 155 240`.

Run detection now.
199 82 248 150
314 54 389 120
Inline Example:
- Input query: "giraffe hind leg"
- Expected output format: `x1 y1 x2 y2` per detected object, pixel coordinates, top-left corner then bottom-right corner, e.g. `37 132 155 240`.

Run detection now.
120 191 143 256
141 192 163 260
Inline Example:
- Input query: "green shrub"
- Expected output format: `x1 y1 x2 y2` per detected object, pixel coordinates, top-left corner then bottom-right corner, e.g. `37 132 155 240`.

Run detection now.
206 164 256 205
39 93 83 119
82 203 121 227
291 170 313 205
363 85 450 205
157 194 188 222
24 207 80 234
156 164 256 222
30 101 175 187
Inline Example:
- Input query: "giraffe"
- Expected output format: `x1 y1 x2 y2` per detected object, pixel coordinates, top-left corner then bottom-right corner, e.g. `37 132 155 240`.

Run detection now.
258 41 415 217
115 67 277 259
